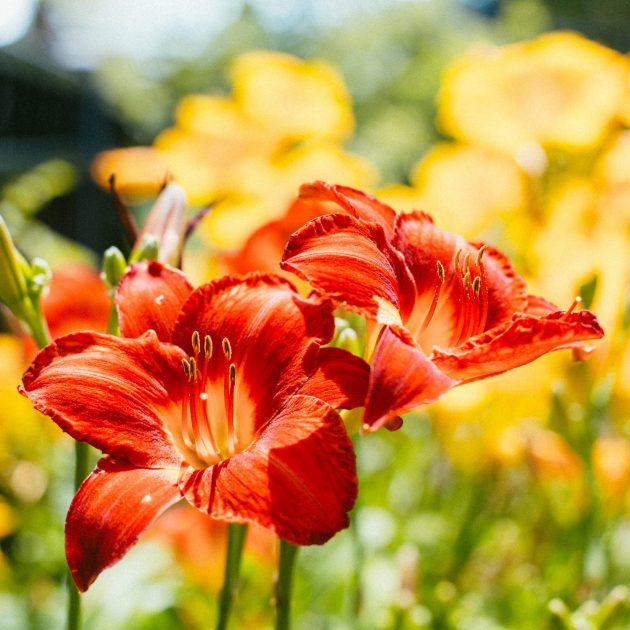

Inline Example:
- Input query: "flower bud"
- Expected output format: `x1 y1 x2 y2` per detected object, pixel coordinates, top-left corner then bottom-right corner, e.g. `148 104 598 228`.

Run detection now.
130 235 159 264
102 246 127 292
0 213 30 315
131 182 187 266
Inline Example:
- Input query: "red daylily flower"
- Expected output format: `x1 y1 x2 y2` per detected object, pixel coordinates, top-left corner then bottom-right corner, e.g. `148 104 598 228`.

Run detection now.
20 261 368 591
281 181 604 431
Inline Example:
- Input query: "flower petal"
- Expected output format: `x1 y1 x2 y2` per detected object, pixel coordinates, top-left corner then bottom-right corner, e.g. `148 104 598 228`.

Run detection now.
178 394 356 545
117 261 193 341
298 346 369 409
66 458 182 591
363 326 457 431
282 213 415 323
431 309 605 382
299 180 396 234
20 331 186 467
172 274 335 433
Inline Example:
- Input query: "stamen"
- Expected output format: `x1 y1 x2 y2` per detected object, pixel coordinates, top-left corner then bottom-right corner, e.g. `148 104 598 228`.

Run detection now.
562 296 582 320
189 357 197 381
419 260 445 333
462 271 470 292
472 276 481 296
476 244 487 264
222 337 232 360
462 252 471 275
453 248 462 271
182 358 191 381
204 334 213 358
455 271 473 346
225 363 237 455
192 330 201 354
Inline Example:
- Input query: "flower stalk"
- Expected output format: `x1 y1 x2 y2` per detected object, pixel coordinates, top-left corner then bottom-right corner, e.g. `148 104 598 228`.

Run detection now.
216 523 248 630
275 539 299 630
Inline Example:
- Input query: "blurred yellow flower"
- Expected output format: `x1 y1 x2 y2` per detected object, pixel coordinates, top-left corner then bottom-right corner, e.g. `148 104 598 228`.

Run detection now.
438 32 629 158
379 142 530 237
231 51 355 143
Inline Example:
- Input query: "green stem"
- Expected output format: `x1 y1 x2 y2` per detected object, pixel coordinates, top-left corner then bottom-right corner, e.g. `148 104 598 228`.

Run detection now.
275 539 299 630
26 298 51 350
216 523 248 630
67 440 90 630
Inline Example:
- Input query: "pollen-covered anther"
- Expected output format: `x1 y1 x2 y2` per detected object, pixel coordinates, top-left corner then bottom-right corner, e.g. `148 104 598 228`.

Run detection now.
476 244 487 264
204 334 213 358
191 330 201 354
472 276 481 296
222 337 232 360
182 358 191 381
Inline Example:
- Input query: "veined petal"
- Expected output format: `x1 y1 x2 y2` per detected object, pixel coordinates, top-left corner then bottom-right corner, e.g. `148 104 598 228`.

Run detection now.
298 346 369 409
117 261 193 341
282 213 415 323
431 309 604 382
299 180 396 234
178 394 356 545
172 274 335 432
66 458 182 591
20 331 186 467
363 326 457 431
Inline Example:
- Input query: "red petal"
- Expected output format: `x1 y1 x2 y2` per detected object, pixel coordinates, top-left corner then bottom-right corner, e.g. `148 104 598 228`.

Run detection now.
172 274 335 433
431 309 605 382
299 181 396 235
42 264 111 338
178 395 356 545
117 261 193 341
20 331 186 467
298 346 369 409
363 326 457 430
393 213 528 346
282 213 415 323
66 459 181 591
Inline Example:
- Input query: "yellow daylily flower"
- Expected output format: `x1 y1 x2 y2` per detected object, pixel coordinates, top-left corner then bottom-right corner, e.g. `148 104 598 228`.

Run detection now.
438 32 629 157
231 50 355 143
379 143 530 237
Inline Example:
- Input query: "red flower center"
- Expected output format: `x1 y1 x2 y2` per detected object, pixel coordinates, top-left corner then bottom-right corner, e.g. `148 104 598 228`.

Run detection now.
406 245 490 352
176 330 253 468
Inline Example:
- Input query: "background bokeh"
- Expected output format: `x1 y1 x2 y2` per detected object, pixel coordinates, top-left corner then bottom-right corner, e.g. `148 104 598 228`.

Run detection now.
2 1 630 628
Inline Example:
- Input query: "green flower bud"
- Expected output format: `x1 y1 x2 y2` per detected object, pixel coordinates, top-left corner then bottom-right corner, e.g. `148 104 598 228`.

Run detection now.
102 246 128 292
130 234 159 264
0 213 30 315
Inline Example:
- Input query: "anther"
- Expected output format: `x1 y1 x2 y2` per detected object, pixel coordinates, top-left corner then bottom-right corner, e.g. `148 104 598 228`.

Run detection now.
476 245 487 264
472 276 481 296
463 252 471 275
453 248 462 270
204 334 213 358
463 271 470 292
191 330 201 354
222 337 232 360
436 260 445 283
229 363 236 384
182 358 191 380
189 357 197 381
